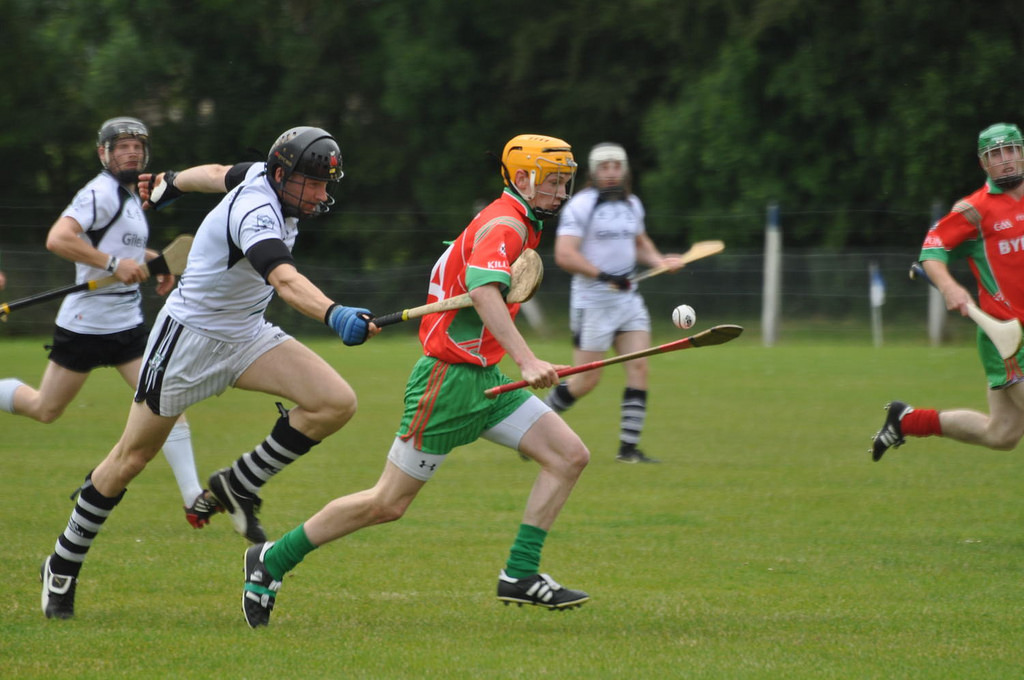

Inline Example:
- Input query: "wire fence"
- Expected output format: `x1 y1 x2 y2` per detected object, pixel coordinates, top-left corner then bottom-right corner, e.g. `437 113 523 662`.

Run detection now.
0 245 974 348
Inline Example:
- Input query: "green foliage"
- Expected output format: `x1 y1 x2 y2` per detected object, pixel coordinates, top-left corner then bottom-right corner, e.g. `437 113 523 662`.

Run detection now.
3 1 1024 256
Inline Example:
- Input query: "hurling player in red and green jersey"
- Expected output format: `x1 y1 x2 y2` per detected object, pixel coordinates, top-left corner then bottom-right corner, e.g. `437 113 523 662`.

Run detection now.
239 135 593 628
417 192 543 365
872 123 1024 462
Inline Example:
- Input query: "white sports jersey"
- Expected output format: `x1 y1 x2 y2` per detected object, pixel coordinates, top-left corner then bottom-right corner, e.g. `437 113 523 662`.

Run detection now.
164 163 297 342
555 186 646 308
55 171 147 334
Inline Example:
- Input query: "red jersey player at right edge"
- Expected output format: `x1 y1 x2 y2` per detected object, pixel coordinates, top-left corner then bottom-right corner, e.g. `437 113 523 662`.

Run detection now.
872 123 1024 461
238 135 591 628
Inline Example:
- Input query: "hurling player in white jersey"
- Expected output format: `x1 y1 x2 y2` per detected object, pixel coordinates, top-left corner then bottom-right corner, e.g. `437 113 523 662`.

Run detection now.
543 143 684 463
0 117 214 531
39 126 379 620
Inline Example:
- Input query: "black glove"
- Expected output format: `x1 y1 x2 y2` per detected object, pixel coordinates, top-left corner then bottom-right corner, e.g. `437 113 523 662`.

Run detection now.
598 271 632 291
144 170 184 210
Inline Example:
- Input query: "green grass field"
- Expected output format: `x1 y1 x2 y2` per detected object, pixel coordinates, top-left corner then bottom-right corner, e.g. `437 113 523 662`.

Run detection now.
3 330 1024 679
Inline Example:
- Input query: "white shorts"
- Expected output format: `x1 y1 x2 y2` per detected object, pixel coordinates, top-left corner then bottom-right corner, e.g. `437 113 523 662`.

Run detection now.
570 295 650 352
135 306 292 416
387 396 550 481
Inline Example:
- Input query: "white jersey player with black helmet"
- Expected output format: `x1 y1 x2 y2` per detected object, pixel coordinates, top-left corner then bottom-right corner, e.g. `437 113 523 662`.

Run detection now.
40 125 380 620
0 117 213 530
543 143 684 463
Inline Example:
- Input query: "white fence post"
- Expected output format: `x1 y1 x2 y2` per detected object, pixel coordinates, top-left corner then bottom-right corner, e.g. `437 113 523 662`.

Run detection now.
762 202 781 347
869 261 885 347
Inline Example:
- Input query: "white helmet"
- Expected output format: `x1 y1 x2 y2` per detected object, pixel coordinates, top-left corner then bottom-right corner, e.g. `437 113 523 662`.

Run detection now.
588 142 629 176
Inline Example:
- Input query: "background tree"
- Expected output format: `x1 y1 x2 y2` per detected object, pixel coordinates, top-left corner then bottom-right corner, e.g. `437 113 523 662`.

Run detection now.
2 0 1023 260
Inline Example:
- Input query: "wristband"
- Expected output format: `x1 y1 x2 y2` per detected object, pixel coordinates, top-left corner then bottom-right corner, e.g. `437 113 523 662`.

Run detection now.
148 170 184 210
105 255 119 274
324 303 340 326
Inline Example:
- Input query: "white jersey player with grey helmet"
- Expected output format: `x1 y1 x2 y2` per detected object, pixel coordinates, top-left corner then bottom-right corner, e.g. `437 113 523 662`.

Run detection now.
0 116 214 537
39 125 380 620
543 142 685 463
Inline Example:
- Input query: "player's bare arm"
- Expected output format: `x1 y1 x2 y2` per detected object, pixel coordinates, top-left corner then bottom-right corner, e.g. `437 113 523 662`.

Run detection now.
635 232 682 271
470 282 558 388
139 164 233 208
45 216 146 283
921 259 972 316
552 234 603 278
268 263 379 339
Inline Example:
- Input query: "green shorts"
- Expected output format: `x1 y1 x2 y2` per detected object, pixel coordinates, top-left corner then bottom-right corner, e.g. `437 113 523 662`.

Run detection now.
396 356 532 454
978 327 1024 389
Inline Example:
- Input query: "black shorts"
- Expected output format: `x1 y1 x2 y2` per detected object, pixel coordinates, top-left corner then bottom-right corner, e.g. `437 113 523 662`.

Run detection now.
46 325 149 373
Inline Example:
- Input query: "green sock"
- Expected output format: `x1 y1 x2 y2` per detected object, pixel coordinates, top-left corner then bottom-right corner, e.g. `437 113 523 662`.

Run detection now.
505 523 548 579
264 524 317 580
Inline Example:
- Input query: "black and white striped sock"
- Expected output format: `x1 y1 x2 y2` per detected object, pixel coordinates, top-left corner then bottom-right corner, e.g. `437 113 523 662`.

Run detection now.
230 411 319 496
620 387 648 449
50 475 125 578
544 382 576 413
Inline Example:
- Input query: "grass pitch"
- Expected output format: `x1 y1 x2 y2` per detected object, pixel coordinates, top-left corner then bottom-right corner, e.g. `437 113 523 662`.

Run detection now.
3 330 1024 679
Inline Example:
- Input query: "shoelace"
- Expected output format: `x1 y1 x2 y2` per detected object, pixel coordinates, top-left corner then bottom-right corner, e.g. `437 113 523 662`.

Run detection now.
875 426 904 447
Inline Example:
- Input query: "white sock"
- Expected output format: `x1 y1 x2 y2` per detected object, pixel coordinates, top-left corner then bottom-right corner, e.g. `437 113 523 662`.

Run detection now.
0 378 26 414
162 420 203 505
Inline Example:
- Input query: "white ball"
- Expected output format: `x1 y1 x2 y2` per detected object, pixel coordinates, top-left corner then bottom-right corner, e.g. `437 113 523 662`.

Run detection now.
672 304 696 330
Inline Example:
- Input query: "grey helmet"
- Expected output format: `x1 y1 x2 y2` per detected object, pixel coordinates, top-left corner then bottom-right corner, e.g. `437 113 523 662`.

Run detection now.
97 117 149 183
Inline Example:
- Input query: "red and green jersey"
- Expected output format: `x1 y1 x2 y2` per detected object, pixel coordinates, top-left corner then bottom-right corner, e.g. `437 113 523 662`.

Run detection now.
920 179 1024 322
419 189 543 366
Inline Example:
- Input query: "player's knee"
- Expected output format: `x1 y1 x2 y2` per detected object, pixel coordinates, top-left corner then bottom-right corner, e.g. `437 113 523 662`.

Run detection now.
114 446 156 482
34 406 67 424
988 433 1020 451
369 495 410 525
377 501 407 524
322 386 358 426
569 439 590 470
574 371 601 395
626 360 648 382
557 438 590 474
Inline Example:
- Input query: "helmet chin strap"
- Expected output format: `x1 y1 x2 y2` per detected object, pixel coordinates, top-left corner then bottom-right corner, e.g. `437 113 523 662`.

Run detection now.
597 185 625 202
532 188 566 219
278 177 334 219
995 175 1024 190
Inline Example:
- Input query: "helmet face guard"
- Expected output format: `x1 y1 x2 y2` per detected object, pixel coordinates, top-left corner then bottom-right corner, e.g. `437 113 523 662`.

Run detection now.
978 123 1024 190
500 134 577 219
97 116 150 183
267 126 344 218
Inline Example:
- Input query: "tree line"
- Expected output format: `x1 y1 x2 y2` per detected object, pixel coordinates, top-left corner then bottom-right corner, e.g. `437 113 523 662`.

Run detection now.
3 0 1023 264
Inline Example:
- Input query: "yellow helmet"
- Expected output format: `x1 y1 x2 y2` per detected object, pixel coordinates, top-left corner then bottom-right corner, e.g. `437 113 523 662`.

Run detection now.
501 134 576 192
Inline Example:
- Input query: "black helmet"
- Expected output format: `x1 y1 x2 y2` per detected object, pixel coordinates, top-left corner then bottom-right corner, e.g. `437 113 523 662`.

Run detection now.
97 116 150 183
266 127 343 218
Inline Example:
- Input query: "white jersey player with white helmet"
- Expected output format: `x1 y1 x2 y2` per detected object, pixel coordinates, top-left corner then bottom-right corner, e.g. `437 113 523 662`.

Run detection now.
39 126 380 620
0 117 213 529
544 143 684 463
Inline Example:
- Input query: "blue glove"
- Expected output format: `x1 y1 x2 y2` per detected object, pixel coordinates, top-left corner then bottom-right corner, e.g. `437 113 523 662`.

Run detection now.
325 304 372 346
